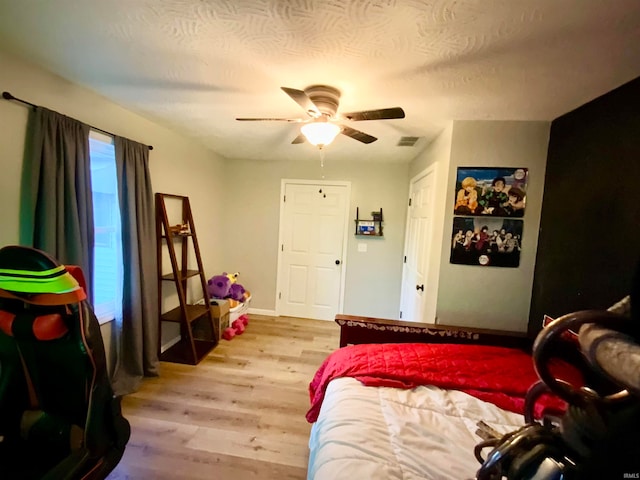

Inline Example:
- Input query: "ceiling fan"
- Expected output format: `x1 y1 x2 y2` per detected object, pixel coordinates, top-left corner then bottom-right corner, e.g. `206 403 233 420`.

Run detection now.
236 85 405 146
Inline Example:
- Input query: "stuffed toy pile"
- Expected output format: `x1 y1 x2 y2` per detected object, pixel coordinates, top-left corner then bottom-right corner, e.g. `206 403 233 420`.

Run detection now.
206 272 251 341
207 271 250 305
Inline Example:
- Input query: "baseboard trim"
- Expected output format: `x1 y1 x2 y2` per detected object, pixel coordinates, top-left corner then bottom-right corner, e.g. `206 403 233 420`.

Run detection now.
248 307 277 317
161 335 181 354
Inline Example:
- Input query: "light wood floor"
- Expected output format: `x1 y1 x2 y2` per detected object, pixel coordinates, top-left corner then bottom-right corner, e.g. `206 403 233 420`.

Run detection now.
107 315 339 480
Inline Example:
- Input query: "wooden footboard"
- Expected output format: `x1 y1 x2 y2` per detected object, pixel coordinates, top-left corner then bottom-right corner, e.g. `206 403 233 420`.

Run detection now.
335 314 531 350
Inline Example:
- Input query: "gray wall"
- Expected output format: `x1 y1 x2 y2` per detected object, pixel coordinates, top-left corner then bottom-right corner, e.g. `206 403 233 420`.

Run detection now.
0 46 411 356
219 158 409 319
409 123 452 180
1 48 556 360
435 121 550 332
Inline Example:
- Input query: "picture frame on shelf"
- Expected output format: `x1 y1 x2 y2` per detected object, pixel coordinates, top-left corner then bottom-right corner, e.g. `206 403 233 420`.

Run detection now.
356 220 376 235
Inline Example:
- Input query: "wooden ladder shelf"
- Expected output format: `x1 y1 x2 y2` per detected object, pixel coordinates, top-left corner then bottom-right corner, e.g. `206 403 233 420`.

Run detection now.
155 193 217 365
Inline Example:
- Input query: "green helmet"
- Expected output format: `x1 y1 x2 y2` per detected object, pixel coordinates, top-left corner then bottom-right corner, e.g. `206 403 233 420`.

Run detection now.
0 246 81 294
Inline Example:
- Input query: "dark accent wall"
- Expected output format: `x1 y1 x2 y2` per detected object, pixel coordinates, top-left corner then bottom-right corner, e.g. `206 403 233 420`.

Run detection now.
529 77 640 336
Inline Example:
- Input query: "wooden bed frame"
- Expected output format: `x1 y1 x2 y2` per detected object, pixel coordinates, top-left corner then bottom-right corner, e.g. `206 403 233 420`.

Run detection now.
335 314 532 350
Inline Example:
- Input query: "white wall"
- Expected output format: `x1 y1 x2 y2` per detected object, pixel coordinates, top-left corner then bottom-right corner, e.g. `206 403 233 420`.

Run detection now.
435 121 550 332
220 158 409 319
0 48 226 368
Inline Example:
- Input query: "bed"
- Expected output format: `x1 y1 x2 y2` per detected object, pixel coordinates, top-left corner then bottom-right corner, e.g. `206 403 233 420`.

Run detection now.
305 315 585 480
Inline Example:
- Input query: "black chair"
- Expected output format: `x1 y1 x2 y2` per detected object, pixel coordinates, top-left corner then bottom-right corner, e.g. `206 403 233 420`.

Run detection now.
0 246 130 479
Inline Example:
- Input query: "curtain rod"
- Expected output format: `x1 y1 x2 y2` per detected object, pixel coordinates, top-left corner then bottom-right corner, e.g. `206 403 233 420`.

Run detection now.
2 91 153 150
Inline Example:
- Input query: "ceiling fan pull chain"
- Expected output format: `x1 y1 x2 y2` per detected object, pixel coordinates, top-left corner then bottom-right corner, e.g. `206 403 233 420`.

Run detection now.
319 149 325 179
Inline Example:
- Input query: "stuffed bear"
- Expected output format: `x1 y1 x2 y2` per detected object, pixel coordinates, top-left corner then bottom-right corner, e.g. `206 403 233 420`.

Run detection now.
228 283 246 302
207 275 231 299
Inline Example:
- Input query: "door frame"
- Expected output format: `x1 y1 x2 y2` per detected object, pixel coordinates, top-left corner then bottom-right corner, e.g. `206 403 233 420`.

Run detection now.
275 179 352 318
400 164 439 322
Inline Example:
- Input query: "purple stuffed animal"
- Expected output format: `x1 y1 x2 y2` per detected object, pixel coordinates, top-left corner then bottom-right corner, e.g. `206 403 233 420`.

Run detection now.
207 275 231 299
228 283 246 302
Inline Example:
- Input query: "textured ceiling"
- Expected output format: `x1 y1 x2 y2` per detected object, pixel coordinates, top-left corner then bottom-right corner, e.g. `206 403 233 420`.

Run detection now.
1 0 639 163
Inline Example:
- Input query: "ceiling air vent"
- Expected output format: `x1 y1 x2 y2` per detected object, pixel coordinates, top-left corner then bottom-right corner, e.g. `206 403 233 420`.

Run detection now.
397 136 419 147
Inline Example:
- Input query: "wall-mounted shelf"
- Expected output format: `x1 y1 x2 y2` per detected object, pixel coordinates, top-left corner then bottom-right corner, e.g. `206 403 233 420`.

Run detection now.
355 207 383 237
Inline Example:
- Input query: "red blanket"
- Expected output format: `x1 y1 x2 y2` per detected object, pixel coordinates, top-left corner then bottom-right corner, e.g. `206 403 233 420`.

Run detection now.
306 343 582 423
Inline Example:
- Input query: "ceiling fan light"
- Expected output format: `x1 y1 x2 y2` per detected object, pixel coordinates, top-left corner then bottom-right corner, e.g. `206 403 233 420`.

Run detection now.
301 122 341 147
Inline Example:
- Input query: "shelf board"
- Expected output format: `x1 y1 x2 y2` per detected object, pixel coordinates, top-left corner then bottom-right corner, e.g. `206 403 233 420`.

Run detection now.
161 270 201 281
355 233 383 237
161 304 210 324
160 338 216 365
160 233 193 239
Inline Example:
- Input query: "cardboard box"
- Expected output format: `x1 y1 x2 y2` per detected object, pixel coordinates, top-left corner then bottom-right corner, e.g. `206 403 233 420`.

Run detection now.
210 299 230 339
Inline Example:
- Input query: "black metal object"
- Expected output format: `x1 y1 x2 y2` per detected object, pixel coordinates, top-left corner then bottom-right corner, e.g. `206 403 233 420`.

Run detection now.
476 309 640 479
2 91 153 150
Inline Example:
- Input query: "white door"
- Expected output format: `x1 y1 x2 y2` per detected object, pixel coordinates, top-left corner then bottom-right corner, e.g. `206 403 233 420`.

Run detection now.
277 181 350 320
400 167 436 322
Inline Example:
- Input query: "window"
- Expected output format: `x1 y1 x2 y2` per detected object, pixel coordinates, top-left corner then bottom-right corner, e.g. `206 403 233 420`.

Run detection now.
89 131 123 324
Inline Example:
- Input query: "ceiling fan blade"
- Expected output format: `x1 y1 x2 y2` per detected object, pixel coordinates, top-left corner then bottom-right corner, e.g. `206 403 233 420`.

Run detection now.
342 107 405 121
340 125 378 144
291 133 306 144
236 117 302 122
281 87 321 117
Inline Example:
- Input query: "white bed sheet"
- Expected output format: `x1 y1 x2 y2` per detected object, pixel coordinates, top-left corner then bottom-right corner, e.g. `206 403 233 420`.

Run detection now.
308 377 524 480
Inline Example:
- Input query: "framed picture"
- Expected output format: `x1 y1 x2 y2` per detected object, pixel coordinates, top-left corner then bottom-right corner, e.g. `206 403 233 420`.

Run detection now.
453 167 528 217
356 220 376 235
450 217 523 268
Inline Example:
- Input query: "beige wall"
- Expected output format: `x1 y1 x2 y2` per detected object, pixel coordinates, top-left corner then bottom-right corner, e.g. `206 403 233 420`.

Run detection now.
0 48 226 369
220 158 409 319
435 121 550 332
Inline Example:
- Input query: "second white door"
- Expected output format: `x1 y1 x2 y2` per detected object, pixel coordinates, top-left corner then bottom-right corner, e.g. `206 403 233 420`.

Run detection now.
400 167 436 322
277 181 350 321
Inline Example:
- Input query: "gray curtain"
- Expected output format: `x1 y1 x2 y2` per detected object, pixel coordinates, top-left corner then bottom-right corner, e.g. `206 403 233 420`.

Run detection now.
21 107 94 300
111 136 159 396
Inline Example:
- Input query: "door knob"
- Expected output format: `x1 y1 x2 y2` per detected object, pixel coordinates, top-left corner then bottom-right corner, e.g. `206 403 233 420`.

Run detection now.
416 284 424 291
335 260 341 265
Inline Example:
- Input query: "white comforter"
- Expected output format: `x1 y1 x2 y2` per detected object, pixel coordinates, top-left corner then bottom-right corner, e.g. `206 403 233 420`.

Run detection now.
308 377 524 480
